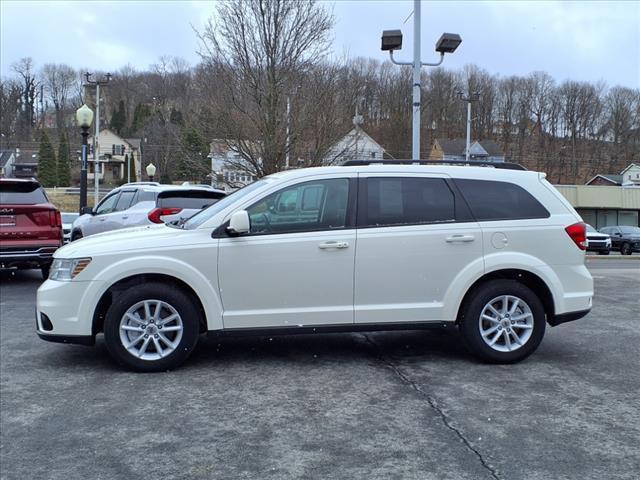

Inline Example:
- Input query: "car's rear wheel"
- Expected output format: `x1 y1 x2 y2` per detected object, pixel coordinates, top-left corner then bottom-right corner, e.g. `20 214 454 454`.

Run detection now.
621 242 632 255
103 283 200 372
459 280 546 363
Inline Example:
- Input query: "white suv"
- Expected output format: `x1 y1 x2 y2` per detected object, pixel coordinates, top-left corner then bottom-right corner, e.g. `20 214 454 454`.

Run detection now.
36 163 593 371
71 182 226 240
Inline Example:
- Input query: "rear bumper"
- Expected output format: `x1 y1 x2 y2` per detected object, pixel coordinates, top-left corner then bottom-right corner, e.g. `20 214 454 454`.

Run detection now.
0 245 59 268
548 308 591 327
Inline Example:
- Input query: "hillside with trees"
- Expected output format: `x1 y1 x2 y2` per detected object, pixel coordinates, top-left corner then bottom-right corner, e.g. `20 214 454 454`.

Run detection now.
1 0 638 186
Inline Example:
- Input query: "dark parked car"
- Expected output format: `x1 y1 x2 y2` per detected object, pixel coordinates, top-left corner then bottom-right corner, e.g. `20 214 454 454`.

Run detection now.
599 225 640 255
0 178 63 278
586 224 611 254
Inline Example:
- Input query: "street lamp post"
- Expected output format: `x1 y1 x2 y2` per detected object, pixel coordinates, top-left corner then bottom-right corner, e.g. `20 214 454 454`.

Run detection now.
146 163 156 182
84 72 111 205
458 91 481 162
381 0 461 160
75 104 94 214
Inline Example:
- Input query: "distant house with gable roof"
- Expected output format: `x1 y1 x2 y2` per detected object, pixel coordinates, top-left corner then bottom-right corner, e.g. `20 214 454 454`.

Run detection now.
429 138 505 163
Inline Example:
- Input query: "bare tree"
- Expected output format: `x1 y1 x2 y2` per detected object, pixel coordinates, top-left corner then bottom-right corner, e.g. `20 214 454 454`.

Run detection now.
11 58 38 139
197 0 334 177
41 63 78 131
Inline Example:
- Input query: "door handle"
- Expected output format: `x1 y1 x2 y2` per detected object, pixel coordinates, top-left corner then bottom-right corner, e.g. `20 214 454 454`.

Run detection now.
99 218 106 222
319 241 349 249
121 216 128 219
445 234 475 243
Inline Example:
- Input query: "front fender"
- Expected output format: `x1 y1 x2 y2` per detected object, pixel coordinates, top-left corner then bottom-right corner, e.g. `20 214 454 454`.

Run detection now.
86 255 223 331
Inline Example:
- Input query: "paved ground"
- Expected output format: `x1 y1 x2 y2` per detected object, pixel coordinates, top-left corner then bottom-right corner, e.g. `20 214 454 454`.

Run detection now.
1 262 639 480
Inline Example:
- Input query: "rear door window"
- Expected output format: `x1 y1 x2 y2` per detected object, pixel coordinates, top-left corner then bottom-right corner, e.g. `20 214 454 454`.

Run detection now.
360 177 456 227
455 179 549 221
0 182 48 204
115 190 137 211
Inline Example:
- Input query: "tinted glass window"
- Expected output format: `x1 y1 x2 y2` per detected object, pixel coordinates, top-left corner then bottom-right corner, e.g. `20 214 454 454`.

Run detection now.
115 190 137 211
0 182 48 204
455 179 549 221
247 178 349 234
158 191 225 210
95 193 120 214
363 177 455 227
620 226 640 234
138 190 157 203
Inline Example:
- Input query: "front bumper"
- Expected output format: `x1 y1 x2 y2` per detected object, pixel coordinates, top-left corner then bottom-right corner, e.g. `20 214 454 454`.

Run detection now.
37 332 94 345
36 278 106 339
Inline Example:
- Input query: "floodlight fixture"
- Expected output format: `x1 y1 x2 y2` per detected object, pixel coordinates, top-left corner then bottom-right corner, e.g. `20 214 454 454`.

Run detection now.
435 33 462 54
381 30 403 51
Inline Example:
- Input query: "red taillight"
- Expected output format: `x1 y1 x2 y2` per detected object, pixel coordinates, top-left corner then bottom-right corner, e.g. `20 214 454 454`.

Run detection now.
565 222 587 250
52 211 62 227
32 211 50 226
148 207 182 224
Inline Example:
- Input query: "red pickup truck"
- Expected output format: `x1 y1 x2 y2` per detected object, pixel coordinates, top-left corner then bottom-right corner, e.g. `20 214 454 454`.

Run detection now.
0 178 63 279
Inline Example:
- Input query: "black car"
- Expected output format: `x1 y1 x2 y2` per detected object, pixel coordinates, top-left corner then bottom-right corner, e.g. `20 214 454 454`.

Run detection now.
599 226 640 255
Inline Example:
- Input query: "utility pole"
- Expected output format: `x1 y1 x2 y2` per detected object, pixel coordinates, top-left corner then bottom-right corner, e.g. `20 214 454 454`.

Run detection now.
383 1 461 160
84 72 111 206
285 96 291 169
458 91 480 161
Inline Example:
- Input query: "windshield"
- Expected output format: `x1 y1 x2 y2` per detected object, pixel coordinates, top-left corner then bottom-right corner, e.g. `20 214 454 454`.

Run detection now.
183 180 268 229
620 226 640 234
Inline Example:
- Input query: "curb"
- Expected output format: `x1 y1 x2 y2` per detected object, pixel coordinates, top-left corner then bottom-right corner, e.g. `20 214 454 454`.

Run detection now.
585 255 640 260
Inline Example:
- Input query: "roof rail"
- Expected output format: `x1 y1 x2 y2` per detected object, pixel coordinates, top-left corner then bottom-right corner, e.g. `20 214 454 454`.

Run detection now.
341 159 527 171
122 181 161 186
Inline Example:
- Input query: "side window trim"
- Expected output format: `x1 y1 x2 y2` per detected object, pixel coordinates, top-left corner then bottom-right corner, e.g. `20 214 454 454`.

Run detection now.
95 192 121 215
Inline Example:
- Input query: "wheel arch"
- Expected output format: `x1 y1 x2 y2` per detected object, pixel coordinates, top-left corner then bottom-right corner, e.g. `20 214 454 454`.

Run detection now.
456 268 555 324
92 273 209 336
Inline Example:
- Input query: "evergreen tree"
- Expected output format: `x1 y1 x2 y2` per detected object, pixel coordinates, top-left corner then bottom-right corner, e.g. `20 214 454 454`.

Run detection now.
56 133 71 186
131 103 151 133
111 100 126 135
176 127 209 180
37 130 57 187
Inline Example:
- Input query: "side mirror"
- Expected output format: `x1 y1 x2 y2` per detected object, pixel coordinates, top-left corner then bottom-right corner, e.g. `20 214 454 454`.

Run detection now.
227 210 250 235
80 206 94 215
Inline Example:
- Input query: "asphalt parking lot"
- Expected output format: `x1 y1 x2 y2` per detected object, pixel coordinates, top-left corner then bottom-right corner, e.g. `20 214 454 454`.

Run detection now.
1 259 639 480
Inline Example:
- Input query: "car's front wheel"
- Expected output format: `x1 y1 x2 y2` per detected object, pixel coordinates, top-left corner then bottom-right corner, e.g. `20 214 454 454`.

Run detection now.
459 280 546 363
621 242 632 255
103 283 201 372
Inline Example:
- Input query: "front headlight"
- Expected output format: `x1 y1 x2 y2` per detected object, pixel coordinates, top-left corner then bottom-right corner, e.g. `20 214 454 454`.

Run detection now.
49 258 92 281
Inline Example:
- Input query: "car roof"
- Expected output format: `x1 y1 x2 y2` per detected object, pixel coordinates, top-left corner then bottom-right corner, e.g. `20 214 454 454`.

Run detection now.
266 164 541 183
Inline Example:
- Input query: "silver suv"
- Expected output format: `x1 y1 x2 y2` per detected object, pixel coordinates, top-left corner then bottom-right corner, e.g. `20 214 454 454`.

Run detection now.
71 182 226 240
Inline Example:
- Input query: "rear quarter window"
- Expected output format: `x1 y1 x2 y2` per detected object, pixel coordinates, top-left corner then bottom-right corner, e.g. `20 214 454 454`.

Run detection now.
0 182 48 204
455 179 549 221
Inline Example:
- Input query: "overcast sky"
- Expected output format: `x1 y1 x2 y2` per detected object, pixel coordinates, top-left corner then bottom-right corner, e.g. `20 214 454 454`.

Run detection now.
1 0 638 88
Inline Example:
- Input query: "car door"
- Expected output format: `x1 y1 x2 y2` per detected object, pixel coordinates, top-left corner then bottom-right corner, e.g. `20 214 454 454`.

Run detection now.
83 191 121 235
354 173 483 324
217 175 356 329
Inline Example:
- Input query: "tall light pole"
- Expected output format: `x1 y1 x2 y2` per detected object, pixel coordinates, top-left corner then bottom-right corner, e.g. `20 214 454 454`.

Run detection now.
84 72 111 205
458 91 480 162
75 104 94 214
382 0 461 160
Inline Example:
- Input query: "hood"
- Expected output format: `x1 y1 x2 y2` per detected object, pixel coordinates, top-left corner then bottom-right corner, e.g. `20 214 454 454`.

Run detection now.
56 224 188 258
587 232 609 239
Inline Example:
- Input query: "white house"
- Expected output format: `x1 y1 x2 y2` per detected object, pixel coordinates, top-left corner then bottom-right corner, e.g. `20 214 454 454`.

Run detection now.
87 129 142 183
323 127 386 164
621 163 640 186
208 140 258 192
0 150 16 177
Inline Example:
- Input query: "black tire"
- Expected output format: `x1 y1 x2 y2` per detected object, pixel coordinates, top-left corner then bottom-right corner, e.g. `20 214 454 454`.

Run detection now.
71 230 83 242
41 264 51 280
458 280 546 364
103 282 201 372
598 249 610 255
621 242 632 255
